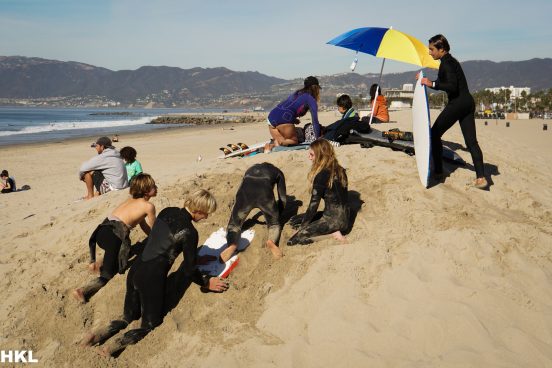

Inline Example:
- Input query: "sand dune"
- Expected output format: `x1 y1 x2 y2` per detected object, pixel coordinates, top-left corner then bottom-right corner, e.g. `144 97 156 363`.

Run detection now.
1 110 551 367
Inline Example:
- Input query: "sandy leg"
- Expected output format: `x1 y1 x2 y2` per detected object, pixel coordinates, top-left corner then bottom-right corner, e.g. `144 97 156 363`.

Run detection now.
220 244 237 263
72 288 86 303
266 240 283 259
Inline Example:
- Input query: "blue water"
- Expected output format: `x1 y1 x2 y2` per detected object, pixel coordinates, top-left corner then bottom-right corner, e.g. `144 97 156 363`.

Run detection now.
0 107 234 146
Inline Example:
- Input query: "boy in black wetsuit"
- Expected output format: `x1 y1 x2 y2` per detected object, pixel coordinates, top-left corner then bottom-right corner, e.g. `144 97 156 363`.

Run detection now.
81 189 228 357
288 139 349 245
220 162 287 261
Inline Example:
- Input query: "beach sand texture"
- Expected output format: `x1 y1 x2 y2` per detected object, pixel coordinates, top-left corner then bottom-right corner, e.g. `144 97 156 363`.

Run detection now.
0 110 551 367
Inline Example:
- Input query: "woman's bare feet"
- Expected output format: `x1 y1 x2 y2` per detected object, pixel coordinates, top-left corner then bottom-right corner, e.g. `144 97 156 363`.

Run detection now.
266 240 283 259
473 177 488 189
220 244 238 263
72 288 86 303
331 231 347 244
96 345 112 358
263 143 276 153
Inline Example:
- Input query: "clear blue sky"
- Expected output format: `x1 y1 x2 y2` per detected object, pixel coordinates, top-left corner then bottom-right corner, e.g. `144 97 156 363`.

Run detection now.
1 0 550 79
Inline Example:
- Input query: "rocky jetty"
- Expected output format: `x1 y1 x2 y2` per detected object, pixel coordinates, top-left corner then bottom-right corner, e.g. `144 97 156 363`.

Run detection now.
148 114 265 125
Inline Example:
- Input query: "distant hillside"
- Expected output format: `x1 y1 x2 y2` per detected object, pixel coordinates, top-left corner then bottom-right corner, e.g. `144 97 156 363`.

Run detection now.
322 58 552 93
0 56 286 102
1 56 551 107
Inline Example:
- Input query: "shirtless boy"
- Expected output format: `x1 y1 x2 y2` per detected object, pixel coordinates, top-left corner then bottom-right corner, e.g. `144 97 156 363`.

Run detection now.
73 173 157 303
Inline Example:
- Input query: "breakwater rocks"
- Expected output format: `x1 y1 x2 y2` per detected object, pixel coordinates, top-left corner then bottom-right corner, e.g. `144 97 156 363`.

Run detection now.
148 114 266 125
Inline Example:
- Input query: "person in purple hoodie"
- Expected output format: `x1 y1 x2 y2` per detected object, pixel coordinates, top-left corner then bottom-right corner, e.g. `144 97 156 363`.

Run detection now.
265 76 322 151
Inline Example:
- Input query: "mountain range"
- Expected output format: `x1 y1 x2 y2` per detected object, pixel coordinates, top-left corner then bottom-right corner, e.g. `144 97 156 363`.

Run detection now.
1 56 551 107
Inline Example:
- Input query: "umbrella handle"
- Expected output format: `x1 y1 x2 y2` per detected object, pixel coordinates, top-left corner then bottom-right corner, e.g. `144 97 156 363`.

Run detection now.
369 58 386 125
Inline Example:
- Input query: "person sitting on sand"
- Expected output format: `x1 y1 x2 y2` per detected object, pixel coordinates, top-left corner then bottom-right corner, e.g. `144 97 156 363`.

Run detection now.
322 94 370 144
1 170 15 193
73 173 157 303
265 76 322 152
366 83 389 124
120 146 143 183
220 162 287 262
288 139 349 246
80 189 228 357
79 136 129 200
112 134 119 142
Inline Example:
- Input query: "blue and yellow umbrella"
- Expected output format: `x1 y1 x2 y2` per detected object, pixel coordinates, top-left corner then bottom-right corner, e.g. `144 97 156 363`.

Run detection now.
327 27 439 69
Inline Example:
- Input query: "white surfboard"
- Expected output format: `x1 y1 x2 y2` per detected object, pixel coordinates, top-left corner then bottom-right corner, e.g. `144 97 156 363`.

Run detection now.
196 227 254 278
412 71 432 188
218 141 270 159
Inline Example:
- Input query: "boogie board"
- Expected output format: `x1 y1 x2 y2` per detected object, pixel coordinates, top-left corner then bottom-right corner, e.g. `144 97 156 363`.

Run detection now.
218 141 270 159
412 71 432 188
196 227 254 278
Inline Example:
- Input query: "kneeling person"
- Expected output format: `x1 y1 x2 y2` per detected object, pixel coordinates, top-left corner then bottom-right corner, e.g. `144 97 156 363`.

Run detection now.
220 162 287 261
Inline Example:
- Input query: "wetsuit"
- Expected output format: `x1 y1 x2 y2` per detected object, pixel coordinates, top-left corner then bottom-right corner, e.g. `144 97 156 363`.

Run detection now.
79 217 131 301
323 108 370 143
268 92 321 138
227 163 286 246
1 177 15 193
429 53 485 178
92 207 211 354
288 169 349 245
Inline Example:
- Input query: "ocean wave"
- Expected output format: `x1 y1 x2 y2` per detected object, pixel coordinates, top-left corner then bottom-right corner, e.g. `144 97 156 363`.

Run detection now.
0 116 158 136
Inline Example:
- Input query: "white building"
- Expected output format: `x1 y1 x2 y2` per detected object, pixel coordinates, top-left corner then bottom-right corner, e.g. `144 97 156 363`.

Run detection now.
485 86 531 99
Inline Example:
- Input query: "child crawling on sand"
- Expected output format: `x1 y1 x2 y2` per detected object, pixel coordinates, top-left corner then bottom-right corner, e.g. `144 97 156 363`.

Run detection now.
73 173 157 303
220 162 287 262
80 189 228 357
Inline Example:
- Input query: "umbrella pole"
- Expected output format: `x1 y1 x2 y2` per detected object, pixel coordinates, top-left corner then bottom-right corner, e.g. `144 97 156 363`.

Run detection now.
369 57 386 125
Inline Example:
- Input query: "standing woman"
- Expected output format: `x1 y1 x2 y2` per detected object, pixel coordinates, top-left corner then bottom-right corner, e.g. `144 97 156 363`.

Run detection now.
419 34 487 189
288 139 349 246
266 76 322 150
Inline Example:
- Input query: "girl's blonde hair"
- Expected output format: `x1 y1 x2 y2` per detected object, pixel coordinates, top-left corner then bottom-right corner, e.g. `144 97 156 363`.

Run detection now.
184 189 217 214
307 139 347 189
129 173 156 199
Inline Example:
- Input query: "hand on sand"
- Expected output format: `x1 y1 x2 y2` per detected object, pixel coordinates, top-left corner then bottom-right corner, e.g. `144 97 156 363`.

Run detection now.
208 277 229 293
88 261 101 274
79 332 97 347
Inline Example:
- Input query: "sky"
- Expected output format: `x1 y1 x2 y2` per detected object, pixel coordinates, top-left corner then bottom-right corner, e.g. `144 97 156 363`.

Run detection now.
1 0 551 79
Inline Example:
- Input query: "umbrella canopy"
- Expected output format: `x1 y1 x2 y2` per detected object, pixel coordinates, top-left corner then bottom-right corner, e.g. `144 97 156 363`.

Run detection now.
327 27 439 69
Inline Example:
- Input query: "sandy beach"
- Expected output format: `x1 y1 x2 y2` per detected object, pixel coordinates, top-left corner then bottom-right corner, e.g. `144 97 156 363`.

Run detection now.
1 109 551 367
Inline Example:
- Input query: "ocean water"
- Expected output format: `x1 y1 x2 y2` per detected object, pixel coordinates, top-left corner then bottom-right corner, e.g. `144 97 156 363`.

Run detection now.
0 107 230 146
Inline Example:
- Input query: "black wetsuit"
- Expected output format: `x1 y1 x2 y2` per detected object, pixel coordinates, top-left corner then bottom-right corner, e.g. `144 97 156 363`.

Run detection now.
94 207 211 353
1 177 15 193
227 162 286 246
79 218 131 301
430 53 485 178
288 168 349 245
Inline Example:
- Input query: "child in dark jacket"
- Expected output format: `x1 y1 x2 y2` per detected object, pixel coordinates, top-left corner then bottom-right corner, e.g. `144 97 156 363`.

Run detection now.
323 94 370 143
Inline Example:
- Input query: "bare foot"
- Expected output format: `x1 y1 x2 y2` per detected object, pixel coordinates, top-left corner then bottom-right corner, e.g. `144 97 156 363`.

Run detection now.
473 177 488 189
79 332 97 347
220 245 237 263
96 345 112 358
88 261 101 274
263 143 275 153
82 195 94 200
331 231 348 244
72 288 86 304
266 240 283 259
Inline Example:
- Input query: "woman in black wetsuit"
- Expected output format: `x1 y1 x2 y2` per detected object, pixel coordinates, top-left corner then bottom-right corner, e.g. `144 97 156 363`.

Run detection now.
419 34 487 189
81 189 229 357
288 139 349 246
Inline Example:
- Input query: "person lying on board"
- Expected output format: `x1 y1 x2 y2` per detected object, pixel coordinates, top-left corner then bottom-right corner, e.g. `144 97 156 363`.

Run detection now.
220 162 287 262
80 189 228 357
288 139 349 246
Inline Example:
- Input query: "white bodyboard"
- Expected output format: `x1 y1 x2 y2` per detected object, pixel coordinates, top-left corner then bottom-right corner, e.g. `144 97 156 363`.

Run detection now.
412 71 432 188
196 227 254 277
